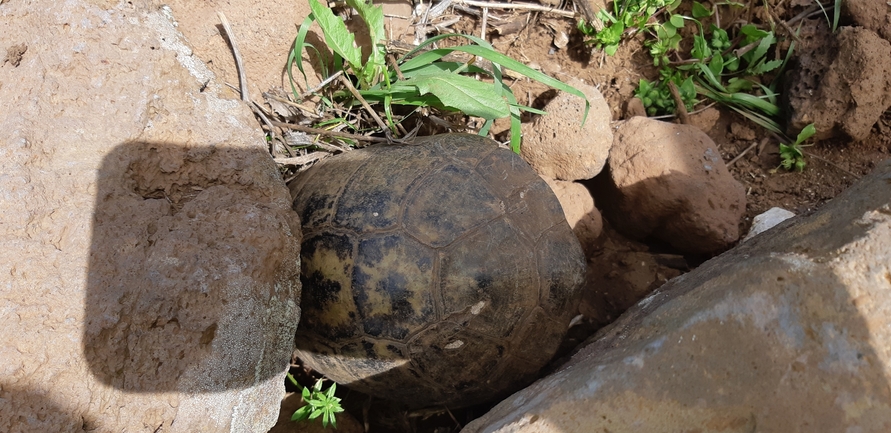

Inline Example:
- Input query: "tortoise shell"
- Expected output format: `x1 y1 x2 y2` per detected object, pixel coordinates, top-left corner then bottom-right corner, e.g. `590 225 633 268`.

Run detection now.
289 133 585 408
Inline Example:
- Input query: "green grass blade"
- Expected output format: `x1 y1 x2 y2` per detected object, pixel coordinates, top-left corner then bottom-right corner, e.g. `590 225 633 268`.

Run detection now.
726 105 783 134
478 118 494 136
510 103 547 115
500 83 523 153
832 0 841 31
289 14 319 100
399 62 490 79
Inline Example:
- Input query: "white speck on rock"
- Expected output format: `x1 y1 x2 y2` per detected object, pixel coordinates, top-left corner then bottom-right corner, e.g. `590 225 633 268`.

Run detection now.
445 340 464 349
471 301 486 315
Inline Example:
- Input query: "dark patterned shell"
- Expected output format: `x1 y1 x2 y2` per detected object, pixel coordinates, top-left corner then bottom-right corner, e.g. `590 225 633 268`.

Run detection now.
290 133 585 408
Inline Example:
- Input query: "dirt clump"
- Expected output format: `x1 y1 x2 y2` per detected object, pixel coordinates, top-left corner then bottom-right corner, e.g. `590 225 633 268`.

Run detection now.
785 24 891 141
843 0 891 41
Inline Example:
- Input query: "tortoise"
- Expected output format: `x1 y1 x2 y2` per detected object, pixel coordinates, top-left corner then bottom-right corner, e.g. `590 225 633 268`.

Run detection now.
289 133 585 408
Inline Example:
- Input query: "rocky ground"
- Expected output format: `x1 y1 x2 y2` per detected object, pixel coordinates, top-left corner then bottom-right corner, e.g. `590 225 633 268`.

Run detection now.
2 0 890 432
279 0 891 431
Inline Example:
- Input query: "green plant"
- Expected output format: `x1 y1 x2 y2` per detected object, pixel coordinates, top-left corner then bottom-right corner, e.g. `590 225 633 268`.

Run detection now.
814 0 842 32
581 0 796 132
288 374 344 429
635 74 696 116
291 0 589 152
778 123 816 172
579 0 681 55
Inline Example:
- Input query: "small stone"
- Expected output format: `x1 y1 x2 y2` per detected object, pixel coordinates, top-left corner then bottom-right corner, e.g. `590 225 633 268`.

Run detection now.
521 78 613 181
742 207 796 242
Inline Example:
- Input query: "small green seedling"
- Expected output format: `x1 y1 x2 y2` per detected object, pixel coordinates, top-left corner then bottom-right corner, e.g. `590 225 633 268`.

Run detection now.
779 123 816 172
289 374 344 429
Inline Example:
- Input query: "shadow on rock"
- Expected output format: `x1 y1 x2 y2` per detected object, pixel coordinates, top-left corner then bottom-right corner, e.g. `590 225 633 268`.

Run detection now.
0 384 97 432
463 160 891 432
83 141 302 393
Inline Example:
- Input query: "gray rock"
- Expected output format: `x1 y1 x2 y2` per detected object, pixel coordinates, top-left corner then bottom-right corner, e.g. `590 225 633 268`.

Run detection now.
0 1 304 431
463 158 891 433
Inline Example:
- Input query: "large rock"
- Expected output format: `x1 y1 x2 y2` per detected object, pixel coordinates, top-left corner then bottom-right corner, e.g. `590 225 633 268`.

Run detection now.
463 158 891 433
0 2 304 431
521 79 613 181
594 117 745 254
786 26 891 141
163 0 320 100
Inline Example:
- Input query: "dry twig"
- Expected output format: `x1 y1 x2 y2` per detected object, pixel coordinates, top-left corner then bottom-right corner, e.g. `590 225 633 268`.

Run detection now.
727 138 764 166
667 81 689 125
217 12 249 104
271 120 391 144
452 0 576 18
338 74 395 135
274 153 327 166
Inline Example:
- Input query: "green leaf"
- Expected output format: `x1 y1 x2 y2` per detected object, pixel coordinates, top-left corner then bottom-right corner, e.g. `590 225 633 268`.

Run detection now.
794 159 806 172
725 77 752 93
416 42 591 123
346 0 386 84
724 54 740 72
708 53 724 76
307 0 363 71
501 83 523 153
749 31 775 64
679 76 696 103
289 14 316 98
692 34 711 60
796 123 817 144
740 24 769 40
400 74 511 119
751 58 783 75
692 1 712 18
669 14 685 28
291 405 311 422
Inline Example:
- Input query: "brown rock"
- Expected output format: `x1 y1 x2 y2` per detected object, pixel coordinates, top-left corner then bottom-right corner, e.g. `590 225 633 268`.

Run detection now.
521 78 613 181
686 105 722 136
786 26 891 141
623 97 647 119
0 2 302 431
579 229 685 327
595 117 745 254
730 121 756 141
542 176 603 255
463 158 891 433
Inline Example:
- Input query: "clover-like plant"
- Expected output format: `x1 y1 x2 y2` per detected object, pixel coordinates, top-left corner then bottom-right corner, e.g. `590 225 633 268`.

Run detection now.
289 375 344 429
779 123 816 172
